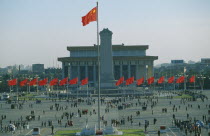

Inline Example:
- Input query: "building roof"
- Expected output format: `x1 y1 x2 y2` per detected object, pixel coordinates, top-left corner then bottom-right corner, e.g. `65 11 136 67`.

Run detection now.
58 56 158 62
67 44 149 51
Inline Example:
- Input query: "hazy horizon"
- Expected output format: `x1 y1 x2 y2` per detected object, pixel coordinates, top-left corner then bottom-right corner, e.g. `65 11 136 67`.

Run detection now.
1 0 210 68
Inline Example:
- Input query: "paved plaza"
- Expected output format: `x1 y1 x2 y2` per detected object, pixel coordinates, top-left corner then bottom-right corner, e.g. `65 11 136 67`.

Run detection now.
0 90 210 136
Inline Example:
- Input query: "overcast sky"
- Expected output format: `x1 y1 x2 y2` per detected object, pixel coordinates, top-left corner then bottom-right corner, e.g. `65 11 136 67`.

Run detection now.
0 0 210 68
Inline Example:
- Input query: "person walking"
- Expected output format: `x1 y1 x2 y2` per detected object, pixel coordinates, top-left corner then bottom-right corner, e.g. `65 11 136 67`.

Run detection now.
154 118 157 125
158 130 160 136
51 125 54 134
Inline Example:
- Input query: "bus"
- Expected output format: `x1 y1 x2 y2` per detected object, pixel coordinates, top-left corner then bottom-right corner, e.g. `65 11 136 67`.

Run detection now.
1 93 10 100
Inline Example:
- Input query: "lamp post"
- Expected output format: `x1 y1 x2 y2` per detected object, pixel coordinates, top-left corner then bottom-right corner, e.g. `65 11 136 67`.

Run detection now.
145 65 148 96
184 67 187 91
198 75 206 91
28 76 32 94
35 75 39 95
185 74 188 92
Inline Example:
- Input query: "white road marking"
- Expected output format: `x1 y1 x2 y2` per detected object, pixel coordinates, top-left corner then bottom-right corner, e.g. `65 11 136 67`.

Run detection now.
25 129 33 136
168 127 176 136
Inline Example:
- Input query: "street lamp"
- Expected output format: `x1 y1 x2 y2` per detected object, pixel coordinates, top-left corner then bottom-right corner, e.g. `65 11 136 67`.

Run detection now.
198 75 206 91
144 65 148 95
185 74 188 91
35 75 39 94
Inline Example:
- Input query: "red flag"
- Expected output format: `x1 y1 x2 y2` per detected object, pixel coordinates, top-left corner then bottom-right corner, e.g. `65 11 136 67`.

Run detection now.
38 78 48 86
168 76 174 83
116 77 124 86
158 76 164 84
29 78 38 86
81 78 88 85
82 7 97 26
176 76 185 83
59 77 68 86
147 77 154 85
69 77 78 85
20 79 28 87
50 78 58 86
126 77 134 85
8 79 17 86
136 77 144 86
189 76 195 83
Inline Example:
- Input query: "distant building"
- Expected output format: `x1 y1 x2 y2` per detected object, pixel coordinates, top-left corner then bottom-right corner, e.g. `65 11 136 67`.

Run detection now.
45 68 62 79
188 60 196 64
171 60 184 64
201 58 210 64
32 64 44 74
160 63 170 67
58 28 158 88
19 70 30 74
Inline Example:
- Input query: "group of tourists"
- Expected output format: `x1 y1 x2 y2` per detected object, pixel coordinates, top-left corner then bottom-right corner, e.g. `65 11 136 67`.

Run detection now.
0 90 210 136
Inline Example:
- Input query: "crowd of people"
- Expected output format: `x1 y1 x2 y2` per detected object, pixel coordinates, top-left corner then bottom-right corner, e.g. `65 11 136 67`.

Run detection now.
0 90 210 135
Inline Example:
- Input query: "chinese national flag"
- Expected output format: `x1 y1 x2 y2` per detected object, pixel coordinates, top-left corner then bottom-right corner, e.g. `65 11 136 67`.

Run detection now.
116 77 124 86
81 78 88 85
69 77 78 85
59 77 68 86
38 78 48 86
50 78 58 86
158 76 164 84
20 79 28 87
147 77 154 85
82 7 97 26
136 77 144 86
8 79 17 86
168 76 174 83
189 76 195 83
176 76 185 83
126 77 134 85
29 78 38 86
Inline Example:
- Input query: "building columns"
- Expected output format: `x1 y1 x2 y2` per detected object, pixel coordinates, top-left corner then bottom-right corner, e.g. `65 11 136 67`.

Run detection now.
85 65 88 78
93 65 96 84
136 65 146 79
69 65 72 79
77 65 80 81
128 63 131 78
147 64 154 78
68 64 70 78
62 62 65 78
120 64 122 77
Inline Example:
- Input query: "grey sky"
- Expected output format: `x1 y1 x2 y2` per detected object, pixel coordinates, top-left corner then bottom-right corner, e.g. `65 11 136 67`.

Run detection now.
0 0 210 68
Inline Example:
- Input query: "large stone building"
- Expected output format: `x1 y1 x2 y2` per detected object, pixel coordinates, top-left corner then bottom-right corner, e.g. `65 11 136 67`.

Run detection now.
58 29 158 88
32 64 44 74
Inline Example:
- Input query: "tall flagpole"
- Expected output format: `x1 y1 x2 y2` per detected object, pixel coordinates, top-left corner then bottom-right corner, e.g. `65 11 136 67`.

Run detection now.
17 78 19 101
67 81 69 99
174 77 175 92
184 67 186 91
10 85 11 96
87 83 88 98
29 78 31 94
77 84 78 101
194 75 196 91
96 1 101 130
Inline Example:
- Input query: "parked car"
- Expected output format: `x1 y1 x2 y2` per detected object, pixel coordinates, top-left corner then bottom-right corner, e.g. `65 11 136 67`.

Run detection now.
160 125 167 133
1 93 10 100
32 127 40 135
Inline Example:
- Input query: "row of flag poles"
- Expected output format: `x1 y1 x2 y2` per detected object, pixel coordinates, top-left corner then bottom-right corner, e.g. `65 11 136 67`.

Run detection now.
7 4 98 88
7 76 195 87
7 77 88 87
115 76 196 86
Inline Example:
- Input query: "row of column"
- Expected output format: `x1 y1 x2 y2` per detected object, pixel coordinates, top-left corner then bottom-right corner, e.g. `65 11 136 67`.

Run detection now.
69 65 96 83
62 62 154 81
119 64 154 79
